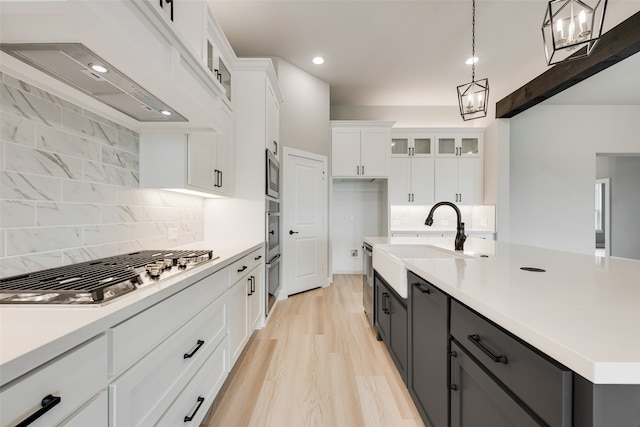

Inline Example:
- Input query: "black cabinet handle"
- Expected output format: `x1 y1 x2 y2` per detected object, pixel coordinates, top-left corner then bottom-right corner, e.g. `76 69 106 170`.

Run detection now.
184 396 205 422
449 384 458 391
16 394 61 427
183 339 205 359
269 230 275 235
218 170 222 188
382 292 390 314
273 141 278 155
237 265 247 273
250 276 256 293
289 230 298 235
254 255 262 260
468 334 508 364
413 283 430 294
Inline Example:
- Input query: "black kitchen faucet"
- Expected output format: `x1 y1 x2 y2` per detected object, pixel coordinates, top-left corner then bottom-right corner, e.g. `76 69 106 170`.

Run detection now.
425 201 466 251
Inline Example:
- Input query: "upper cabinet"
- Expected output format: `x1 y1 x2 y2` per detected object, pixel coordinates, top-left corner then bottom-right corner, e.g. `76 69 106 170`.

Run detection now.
331 121 394 177
140 104 235 197
389 132 435 205
266 81 280 156
434 132 483 204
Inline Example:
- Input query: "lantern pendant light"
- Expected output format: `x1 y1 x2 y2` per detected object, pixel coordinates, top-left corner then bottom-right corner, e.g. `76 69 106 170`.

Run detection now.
541 0 608 66
457 0 489 121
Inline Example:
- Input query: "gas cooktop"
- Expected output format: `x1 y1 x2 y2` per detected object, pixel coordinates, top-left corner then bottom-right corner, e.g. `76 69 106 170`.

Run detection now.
0 250 217 305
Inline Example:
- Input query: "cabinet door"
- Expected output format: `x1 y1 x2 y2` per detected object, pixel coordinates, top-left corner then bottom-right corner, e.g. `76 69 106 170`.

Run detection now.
375 274 390 342
411 157 435 205
215 105 234 196
457 157 482 204
187 133 216 190
228 278 249 364
391 137 410 157
360 128 389 177
450 341 540 427
389 292 408 383
389 157 411 205
331 128 360 176
248 264 263 331
410 275 448 427
434 157 459 203
266 82 279 155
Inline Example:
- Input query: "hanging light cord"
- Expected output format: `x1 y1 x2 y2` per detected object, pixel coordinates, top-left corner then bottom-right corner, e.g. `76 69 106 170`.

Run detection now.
471 0 476 83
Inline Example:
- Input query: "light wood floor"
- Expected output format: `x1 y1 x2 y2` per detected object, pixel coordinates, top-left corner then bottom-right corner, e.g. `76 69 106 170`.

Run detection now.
200 274 424 427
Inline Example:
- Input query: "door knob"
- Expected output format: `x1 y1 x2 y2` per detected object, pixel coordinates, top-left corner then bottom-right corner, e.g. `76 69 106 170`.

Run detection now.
289 230 299 235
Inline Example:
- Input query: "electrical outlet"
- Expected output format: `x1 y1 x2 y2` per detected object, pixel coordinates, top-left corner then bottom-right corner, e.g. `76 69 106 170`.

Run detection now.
350 249 359 257
168 228 178 240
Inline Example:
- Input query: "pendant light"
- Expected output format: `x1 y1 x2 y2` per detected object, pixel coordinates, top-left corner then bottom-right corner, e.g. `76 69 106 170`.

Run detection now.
457 0 489 121
542 0 608 66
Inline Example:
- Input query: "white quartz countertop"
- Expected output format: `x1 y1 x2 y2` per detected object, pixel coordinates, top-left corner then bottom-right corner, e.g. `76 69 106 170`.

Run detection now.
0 240 262 386
364 236 640 385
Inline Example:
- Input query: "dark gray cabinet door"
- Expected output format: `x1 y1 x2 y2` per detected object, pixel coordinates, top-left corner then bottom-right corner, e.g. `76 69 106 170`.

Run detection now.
409 273 448 427
389 290 407 382
375 273 390 342
450 341 540 427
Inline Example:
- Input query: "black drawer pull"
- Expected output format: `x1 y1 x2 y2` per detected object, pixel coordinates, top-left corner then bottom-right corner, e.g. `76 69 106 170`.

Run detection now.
237 265 247 273
414 283 430 294
449 384 458 391
16 394 61 427
250 276 256 293
183 340 205 359
468 334 508 364
254 255 262 260
184 396 205 422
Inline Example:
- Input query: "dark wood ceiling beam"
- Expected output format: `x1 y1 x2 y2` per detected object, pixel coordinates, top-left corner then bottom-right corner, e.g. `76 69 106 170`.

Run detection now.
496 11 640 118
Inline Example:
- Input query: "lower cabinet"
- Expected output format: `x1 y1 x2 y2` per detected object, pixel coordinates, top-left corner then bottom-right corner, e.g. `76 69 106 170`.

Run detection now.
374 272 408 383
449 341 540 427
409 272 448 427
59 391 108 427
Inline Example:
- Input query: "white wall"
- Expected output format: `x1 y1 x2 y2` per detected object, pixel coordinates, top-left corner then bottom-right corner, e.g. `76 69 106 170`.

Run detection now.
483 119 510 241
275 59 331 157
331 180 387 274
597 155 640 260
508 104 640 255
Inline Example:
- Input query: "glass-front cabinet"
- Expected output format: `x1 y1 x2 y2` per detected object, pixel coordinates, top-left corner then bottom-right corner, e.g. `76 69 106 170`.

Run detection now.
436 136 481 157
391 135 433 157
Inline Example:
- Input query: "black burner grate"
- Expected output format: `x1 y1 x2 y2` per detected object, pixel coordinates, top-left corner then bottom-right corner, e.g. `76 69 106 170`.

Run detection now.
0 250 213 295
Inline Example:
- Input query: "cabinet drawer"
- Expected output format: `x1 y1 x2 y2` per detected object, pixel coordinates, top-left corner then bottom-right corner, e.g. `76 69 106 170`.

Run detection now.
0 335 107 427
450 300 572 426
109 266 228 377
229 249 262 285
59 390 108 427
156 336 228 427
109 295 227 426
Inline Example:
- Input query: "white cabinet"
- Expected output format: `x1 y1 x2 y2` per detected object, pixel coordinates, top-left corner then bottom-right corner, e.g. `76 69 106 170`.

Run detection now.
434 133 483 204
59 391 108 427
331 121 394 177
228 248 264 365
389 133 435 205
0 335 107 427
266 81 280 156
140 109 234 197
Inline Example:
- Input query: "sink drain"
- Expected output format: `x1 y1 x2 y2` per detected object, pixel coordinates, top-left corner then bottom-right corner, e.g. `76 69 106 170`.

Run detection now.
520 267 546 272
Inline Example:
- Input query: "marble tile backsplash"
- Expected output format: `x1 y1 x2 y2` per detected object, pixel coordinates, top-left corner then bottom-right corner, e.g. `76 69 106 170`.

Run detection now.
0 72 204 276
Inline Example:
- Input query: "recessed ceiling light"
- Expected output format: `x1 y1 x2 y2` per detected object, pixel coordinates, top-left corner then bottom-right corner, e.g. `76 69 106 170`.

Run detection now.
160 110 172 116
89 63 108 73
312 56 325 65
465 56 479 65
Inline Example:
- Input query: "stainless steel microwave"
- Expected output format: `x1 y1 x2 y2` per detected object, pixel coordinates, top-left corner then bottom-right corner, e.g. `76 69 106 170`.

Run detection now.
266 149 279 199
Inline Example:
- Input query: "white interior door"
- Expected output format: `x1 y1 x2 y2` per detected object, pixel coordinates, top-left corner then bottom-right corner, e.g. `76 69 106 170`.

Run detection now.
282 148 328 296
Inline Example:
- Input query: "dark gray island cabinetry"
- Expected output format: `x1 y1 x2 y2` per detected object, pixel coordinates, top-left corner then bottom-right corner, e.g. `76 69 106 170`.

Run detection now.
408 271 448 427
375 272 408 383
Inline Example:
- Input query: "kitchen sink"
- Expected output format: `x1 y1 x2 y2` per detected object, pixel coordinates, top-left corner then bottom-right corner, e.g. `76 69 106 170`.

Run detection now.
373 244 471 298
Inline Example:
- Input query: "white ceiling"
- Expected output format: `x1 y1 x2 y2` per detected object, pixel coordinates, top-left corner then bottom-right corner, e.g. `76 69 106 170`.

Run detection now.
209 0 640 109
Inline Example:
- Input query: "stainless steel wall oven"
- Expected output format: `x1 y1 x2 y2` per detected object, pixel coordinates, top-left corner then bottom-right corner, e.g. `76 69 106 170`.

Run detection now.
265 198 281 315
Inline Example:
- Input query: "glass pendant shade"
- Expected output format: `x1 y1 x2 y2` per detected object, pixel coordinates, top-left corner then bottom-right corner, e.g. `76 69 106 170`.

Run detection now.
457 78 489 121
542 0 607 65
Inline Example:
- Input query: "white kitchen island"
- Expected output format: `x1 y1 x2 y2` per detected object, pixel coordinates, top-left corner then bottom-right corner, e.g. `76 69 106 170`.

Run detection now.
366 235 640 426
